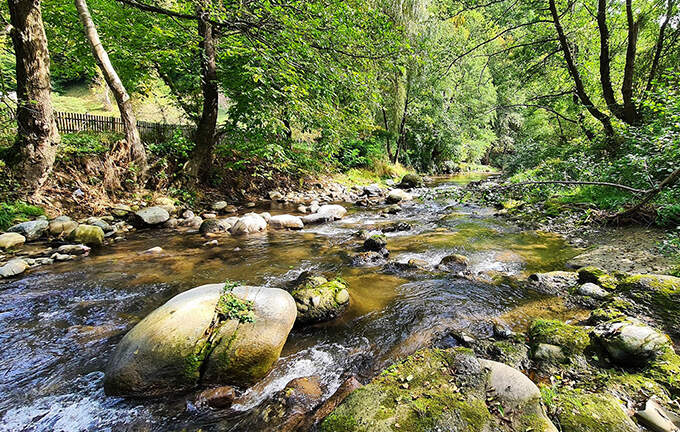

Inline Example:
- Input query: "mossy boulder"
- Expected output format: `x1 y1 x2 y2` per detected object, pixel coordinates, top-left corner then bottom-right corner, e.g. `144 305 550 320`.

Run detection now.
104 284 296 397
553 390 638 432
589 299 633 324
398 174 423 189
68 224 105 247
437 253 469 272
528 319 591 360
617 274 680 337
291 276 350 325
590 317 672 367
320 348 557 432
577 267 621 290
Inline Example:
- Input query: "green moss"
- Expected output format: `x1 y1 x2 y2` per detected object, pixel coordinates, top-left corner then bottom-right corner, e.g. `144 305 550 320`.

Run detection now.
528 319 591 356
216 282 255 323
647 347 680 397
554 390 637 432
589 299 633 324
617 274 680 336
577 267 620 290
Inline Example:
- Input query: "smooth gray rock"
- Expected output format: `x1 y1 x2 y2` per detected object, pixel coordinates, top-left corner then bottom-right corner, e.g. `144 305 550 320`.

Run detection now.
269 215 304 230
132 207 170 227
230 213 267 235
0 258 28 278
592 318 672 366
8 219 48 241
576 282 609 299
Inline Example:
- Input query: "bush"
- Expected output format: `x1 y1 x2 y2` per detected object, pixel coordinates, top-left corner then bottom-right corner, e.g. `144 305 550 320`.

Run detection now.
0 201 44 230
59 131 121 157
149 129 194 163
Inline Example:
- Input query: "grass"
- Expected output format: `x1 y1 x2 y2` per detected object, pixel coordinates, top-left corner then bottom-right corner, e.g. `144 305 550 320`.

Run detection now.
332 161 413 187
0 201 44 230
52 79 187 123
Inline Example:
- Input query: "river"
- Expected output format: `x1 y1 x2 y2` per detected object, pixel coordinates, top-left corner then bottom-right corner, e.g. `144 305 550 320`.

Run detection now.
0 174 580 431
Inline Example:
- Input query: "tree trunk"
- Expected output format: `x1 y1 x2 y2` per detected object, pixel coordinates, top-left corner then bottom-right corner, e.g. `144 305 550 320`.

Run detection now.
187 2 218 182
382 107 393 162
8 0 60 197
645 0 675 92
596 0 625 120
621 0 640 124
549 0 615 138
74 0 146 170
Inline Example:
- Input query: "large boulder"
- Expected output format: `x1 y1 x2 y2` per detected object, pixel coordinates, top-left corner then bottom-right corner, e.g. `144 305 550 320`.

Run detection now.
8 219 48 241
48 216 78 237
0 232 25 249
591 317 672 366
104 284 296 397
0 258 29 278
131 207 170 227
269 215 304 230
290 276 350 324
398 173 423 189
68 224 105 247
386 189 412 204
230 213 267 235
321 348 557 432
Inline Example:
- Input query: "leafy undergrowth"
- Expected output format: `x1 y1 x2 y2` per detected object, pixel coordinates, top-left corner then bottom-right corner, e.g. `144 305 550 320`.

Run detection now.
0 201 45 230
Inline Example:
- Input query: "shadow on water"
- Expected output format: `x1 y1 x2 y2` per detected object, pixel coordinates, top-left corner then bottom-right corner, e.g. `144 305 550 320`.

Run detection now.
0 174 580 431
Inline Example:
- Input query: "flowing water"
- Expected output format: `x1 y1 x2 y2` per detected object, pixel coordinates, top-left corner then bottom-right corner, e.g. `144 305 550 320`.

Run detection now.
0 175 581 431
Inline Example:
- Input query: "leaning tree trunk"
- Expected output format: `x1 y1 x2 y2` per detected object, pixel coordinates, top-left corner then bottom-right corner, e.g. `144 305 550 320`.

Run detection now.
8 0 60 197
187 3 218 183
74 0 146 170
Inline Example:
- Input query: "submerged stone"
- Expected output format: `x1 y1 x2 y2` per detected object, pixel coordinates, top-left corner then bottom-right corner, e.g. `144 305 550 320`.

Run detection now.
291 277 350 325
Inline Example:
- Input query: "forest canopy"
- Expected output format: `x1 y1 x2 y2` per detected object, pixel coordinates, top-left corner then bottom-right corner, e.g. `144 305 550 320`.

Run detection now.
1 0 679 222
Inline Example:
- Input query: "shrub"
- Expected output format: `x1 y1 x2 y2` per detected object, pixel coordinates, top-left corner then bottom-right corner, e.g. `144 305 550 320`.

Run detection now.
0 201 44 230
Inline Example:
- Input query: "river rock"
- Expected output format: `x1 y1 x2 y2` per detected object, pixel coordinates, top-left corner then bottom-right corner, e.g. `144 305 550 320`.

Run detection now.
68 224 105 246
636 398 680 432
309 201 320 213
163 218 179 229
180 216 203 229
555 391 639 432
269 215 304 230
0 258 29 278
362 234 388 257
104 284 296 397
321 348 557 432
57 244 91 256
363 184 383 197
48 216 78 237
86 217 114 233
383 221 411 232
199 218 233 235
110 204 132 217
0 232 25 249
528 271 579 296
351 251 386 267
591 317 672 366
230 213 267 235
154 197 176 214
317 205 346 220
51 252 74 261
617 274 680 337
268 191 284 201
259 212 272 223
195 385 236 409
291 276 350 324
398 173 423 189
131 207 170 227
301 213 334 225
576 282 609 299
211 201 229 212
386 189 412 204
8 219 48 241
437 253 469 272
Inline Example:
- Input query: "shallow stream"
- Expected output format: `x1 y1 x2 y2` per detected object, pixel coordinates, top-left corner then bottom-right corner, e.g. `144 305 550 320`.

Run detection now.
0 175 581 431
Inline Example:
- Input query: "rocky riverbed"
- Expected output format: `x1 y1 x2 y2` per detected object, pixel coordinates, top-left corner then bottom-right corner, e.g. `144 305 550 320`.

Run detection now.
0 173 678 431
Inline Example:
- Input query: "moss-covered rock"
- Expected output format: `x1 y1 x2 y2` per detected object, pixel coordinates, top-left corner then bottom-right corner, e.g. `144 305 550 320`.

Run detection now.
104 284 296 397
291 277 350 325
617 274 680 337
68 224 104 246
398 174 423 189
577 267 621 290
320 348 557 432
553 390 638 432
589 299 633 324
591 317 672 367
528 271 579 296
528 319 591 359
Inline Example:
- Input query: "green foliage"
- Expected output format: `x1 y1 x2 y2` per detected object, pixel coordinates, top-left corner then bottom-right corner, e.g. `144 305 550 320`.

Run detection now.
149 129 194 163
59 131 121 157
217 280 255 323
0 201 45 230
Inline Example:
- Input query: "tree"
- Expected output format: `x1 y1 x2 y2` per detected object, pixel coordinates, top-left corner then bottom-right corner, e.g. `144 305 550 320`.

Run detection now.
7 0 60 197
74 0 147 170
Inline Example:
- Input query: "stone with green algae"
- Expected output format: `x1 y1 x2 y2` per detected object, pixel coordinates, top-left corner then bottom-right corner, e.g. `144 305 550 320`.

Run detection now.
320 348 557 432
554 390 638 432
